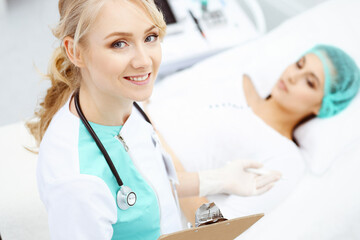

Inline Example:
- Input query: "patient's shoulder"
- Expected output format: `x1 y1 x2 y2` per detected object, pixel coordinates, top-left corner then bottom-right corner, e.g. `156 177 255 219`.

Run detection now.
242 74 262 107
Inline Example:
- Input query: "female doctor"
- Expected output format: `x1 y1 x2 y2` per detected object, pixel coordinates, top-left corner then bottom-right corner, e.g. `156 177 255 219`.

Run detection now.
26 0 280 239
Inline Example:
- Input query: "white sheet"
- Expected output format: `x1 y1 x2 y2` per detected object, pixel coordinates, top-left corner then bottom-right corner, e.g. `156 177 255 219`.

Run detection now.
239 144 360 240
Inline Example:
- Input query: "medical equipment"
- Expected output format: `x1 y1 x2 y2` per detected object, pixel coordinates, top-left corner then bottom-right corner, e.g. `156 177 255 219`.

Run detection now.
154 0 185 35
74 91 151 210
306 45 360 118
159 0 264 78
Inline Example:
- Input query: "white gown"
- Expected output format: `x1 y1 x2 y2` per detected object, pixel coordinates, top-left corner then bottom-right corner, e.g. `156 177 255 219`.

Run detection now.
148 76 305 218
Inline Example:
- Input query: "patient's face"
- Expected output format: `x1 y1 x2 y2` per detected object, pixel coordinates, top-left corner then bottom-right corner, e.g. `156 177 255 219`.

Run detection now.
271 53 325 116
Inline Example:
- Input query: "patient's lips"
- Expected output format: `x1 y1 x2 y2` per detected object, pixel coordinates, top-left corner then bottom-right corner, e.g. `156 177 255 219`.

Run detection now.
278 79 288 92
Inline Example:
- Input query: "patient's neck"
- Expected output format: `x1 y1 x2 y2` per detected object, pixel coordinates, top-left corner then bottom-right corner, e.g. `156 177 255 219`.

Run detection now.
253 98 303 140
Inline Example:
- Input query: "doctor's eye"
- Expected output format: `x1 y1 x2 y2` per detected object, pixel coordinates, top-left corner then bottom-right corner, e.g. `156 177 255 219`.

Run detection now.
296 57 305 69
111 41 127 49
145 34 159 43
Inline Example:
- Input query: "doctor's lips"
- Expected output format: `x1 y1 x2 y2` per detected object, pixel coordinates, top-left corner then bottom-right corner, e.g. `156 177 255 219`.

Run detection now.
278 79 288 92
124 73 151 85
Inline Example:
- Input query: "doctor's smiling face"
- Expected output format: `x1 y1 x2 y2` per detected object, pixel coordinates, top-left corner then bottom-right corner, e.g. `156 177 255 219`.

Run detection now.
73 0 162 103
271 53 325 117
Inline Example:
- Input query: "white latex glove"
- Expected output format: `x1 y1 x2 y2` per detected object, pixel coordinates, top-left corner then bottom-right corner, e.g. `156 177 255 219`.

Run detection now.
198 159 281 197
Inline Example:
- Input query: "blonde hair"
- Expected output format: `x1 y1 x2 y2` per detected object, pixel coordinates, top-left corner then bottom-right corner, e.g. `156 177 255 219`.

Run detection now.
26 0 166 146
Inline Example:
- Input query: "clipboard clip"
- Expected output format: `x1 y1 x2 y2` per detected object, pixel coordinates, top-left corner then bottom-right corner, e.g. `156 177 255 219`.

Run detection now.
195 202 228 227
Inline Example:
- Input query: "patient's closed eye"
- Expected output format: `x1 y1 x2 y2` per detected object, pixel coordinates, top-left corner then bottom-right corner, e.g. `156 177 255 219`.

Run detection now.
306 78 315 88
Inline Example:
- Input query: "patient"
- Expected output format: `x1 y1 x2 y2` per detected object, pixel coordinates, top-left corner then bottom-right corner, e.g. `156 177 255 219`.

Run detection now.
147 45 360 222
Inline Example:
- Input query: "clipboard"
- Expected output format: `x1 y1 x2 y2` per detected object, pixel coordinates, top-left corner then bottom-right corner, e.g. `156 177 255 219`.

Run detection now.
159 213 264 240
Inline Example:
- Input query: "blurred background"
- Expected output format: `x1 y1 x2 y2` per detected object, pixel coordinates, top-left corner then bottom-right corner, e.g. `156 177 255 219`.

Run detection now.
0 0 328 127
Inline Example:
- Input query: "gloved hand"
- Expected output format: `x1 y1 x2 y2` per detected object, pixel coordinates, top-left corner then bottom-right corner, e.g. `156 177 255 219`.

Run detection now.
198 159 281 197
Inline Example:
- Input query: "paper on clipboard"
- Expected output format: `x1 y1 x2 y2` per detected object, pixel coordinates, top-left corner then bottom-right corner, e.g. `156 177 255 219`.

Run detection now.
158 213 264 240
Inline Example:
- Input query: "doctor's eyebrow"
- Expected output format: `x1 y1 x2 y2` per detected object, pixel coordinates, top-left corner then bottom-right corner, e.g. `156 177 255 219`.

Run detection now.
104 25 157 40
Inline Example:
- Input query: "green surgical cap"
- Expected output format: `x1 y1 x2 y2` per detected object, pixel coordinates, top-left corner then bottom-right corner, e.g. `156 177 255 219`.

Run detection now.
306 44 360 118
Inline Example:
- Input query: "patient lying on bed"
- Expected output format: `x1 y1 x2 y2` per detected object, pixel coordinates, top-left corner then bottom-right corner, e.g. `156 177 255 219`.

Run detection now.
147 45 360 221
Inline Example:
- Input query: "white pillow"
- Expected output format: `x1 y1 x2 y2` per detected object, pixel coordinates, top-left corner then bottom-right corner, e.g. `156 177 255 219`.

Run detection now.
295 95 360 175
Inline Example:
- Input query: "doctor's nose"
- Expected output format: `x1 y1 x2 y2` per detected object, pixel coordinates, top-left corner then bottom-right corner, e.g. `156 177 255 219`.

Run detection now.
131 46 152 69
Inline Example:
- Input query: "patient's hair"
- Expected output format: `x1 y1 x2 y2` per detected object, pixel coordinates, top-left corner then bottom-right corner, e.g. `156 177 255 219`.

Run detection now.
26 0 166 146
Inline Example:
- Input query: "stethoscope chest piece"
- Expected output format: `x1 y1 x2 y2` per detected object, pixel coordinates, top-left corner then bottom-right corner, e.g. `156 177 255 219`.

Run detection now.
117 186 137 210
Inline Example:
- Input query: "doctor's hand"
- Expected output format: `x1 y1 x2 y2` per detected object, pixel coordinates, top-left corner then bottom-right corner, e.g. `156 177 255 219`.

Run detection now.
198 159 281 197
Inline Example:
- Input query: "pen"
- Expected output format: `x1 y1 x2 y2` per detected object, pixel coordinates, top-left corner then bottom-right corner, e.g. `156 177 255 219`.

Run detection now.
188 10 206 40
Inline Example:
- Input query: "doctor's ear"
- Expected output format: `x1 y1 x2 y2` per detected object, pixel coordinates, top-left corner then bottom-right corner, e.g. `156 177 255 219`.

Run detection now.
63 36 85 68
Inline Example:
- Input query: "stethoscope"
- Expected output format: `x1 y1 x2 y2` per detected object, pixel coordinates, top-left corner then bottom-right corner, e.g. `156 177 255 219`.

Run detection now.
74 91 151 210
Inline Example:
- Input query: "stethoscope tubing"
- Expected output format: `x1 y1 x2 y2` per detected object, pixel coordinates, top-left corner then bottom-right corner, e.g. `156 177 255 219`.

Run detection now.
74 91 124 187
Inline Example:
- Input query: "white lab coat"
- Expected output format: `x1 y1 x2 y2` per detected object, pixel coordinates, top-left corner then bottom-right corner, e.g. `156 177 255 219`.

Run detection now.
37 97 182 239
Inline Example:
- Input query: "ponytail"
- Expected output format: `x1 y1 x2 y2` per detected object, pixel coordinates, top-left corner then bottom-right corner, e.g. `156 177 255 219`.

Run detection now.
26 47 79 147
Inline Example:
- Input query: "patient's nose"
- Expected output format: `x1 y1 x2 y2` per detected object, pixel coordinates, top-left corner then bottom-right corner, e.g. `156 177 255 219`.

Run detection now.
288 76 296 84
288 72 300 85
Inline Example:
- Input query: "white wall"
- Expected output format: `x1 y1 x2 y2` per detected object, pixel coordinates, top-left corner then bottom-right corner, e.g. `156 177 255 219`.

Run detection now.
0 0 6 16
